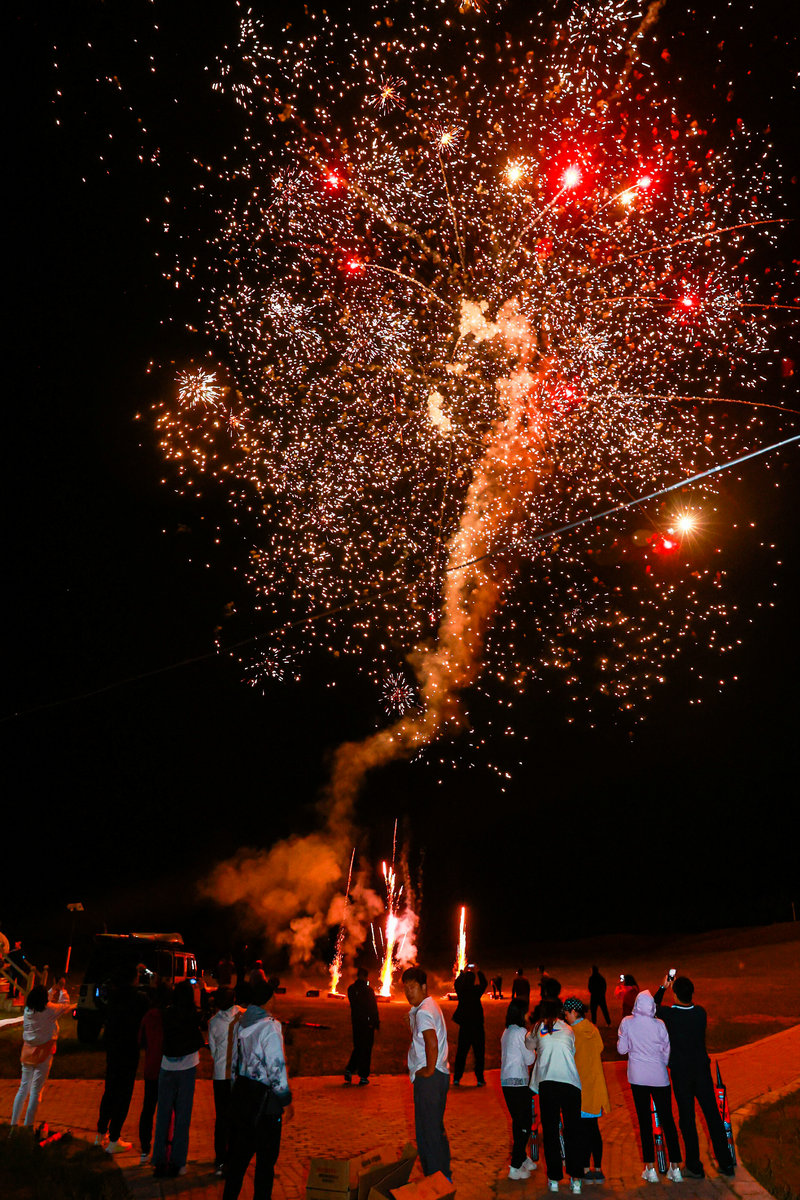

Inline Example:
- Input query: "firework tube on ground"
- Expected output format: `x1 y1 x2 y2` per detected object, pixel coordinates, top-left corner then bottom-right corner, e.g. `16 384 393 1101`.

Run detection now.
529 1093 539 1163
715 1062 736 1166
651 1096 668 1174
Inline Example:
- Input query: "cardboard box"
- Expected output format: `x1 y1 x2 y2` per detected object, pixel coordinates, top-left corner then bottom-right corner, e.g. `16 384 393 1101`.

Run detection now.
390 1172 456 1200
306 1145 398 1200
362 1145 417 1200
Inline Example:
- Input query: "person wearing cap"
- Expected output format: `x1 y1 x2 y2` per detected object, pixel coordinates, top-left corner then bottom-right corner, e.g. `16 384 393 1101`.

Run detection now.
562 997 611 1184
223 977 293 1200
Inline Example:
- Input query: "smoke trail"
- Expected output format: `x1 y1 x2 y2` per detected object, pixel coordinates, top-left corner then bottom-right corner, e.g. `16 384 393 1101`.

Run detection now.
326 299 551 805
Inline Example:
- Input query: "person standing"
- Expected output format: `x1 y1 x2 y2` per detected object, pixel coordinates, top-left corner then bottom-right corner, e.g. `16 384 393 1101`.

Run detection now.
95 966 148 1154
511 969 531 1010
223 978 293 1200
617 990 683 1183
48 977 70 1005
452 964 487 1086
402 966 451 1180
562 997 611 1184
208 986 243 1174
216 954 236 987
654 974 735 1179
500 1001 536 1181
587 967 610 1026
138 984 168 1165
615 974 639 1018
10 984 71 1127
344 967 380 1085
152 981 205 1178
527 998 584 1194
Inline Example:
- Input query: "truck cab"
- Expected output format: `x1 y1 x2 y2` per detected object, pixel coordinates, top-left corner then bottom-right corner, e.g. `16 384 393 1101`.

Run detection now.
76 932 199 1042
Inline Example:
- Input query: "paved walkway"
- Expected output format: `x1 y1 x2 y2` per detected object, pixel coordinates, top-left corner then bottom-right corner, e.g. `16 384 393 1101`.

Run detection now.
2 1026 798 1200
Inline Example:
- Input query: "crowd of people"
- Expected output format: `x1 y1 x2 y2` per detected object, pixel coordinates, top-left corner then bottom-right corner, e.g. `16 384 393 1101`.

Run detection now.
7 956 737 1197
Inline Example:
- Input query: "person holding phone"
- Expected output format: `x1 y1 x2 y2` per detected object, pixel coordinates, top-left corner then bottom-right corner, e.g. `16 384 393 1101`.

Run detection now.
654 973 735 1179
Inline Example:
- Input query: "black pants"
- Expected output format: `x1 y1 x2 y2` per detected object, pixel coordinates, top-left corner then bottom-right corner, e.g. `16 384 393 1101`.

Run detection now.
213 1078 233 1165
413 1071 451 1179
538 1080 583 1182
453 1023 485 1083
222 1079 283 1200
346 1025 375 1080
138 1078 159 1155
631 1082 681 1164
671 1065 734 1173
590 996 610 1025
580 1115 603 1169
97 1056 138 1142
502 1086 531 1168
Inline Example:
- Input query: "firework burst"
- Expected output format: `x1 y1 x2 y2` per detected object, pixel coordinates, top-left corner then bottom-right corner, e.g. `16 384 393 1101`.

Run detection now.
144 0 794 758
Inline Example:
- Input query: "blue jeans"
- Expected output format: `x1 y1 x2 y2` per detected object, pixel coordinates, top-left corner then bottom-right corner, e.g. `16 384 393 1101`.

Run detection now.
152 1066 196 1170
11 1059 53 1126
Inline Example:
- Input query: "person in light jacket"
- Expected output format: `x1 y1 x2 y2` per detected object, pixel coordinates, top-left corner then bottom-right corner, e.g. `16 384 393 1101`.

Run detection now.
527 998 584 1194
562 997 611 1184
500 1001 536 1181
10 984 71 1127
223 978 293 1200
617 990 683 1183
207 986 243 1174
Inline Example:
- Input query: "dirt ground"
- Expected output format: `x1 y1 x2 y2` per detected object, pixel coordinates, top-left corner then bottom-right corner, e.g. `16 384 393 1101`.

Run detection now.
2 920 798 1081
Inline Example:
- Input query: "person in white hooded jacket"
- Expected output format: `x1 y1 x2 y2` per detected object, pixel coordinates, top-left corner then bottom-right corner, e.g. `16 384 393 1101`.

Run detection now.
207 986 243 1174
617 989 683 1183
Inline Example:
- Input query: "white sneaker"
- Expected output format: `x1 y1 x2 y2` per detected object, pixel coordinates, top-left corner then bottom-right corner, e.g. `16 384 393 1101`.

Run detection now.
548 1182 561 1193
522 1157 538 1171
106 1139 133 1154
570 1181 583 1194
139 1153 149 1165
642 1166 659 1183
667 1166 683 1182
508 1165 532 1180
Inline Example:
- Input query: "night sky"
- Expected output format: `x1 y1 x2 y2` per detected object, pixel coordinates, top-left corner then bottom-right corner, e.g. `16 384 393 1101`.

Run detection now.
5 1 798 968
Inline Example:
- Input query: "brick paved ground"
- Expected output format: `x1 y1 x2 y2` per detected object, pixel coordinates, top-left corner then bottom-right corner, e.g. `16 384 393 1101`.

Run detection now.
2 1025 798 1200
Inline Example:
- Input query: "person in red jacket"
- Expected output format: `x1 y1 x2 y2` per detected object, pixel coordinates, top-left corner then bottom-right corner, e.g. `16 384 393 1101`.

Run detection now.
138 984 169 1165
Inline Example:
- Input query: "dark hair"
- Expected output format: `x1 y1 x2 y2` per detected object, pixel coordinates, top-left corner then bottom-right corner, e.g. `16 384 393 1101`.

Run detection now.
251 979 275 1006
357 966 369 980
673 975 694 1003
402 966 427 987
624 974 638 987
172 980 196 1010
541 976 561 1000
235 980 252 1007
26 984 48 1012
538 998 562 1034
505 1001 527 1028
215 986 235 1011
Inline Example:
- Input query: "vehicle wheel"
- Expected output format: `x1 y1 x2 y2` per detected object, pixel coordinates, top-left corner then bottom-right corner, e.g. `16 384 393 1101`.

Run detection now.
76 1013 102 1043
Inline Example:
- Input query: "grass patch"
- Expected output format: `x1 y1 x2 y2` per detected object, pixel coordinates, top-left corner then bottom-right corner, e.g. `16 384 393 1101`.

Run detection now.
0 1124 130 1200
738 1087 800 1200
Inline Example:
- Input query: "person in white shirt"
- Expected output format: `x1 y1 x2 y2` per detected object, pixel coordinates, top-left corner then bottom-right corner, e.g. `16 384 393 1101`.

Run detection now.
11 984 71 1127
501 1001 536 1180
402 966 451 1181
527 998 584 1194
207 986 243 1174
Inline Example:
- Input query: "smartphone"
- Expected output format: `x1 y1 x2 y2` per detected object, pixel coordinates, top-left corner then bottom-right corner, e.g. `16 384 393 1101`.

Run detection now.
619 974 625 982
668 968 677 980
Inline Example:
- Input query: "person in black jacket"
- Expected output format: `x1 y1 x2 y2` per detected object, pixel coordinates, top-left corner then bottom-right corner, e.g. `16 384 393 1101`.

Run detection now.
452 965 487 1086
654 974 735 1179
95 965 149 1153
344 967 380 1085
511 969 530 1010
588 966 611 1026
